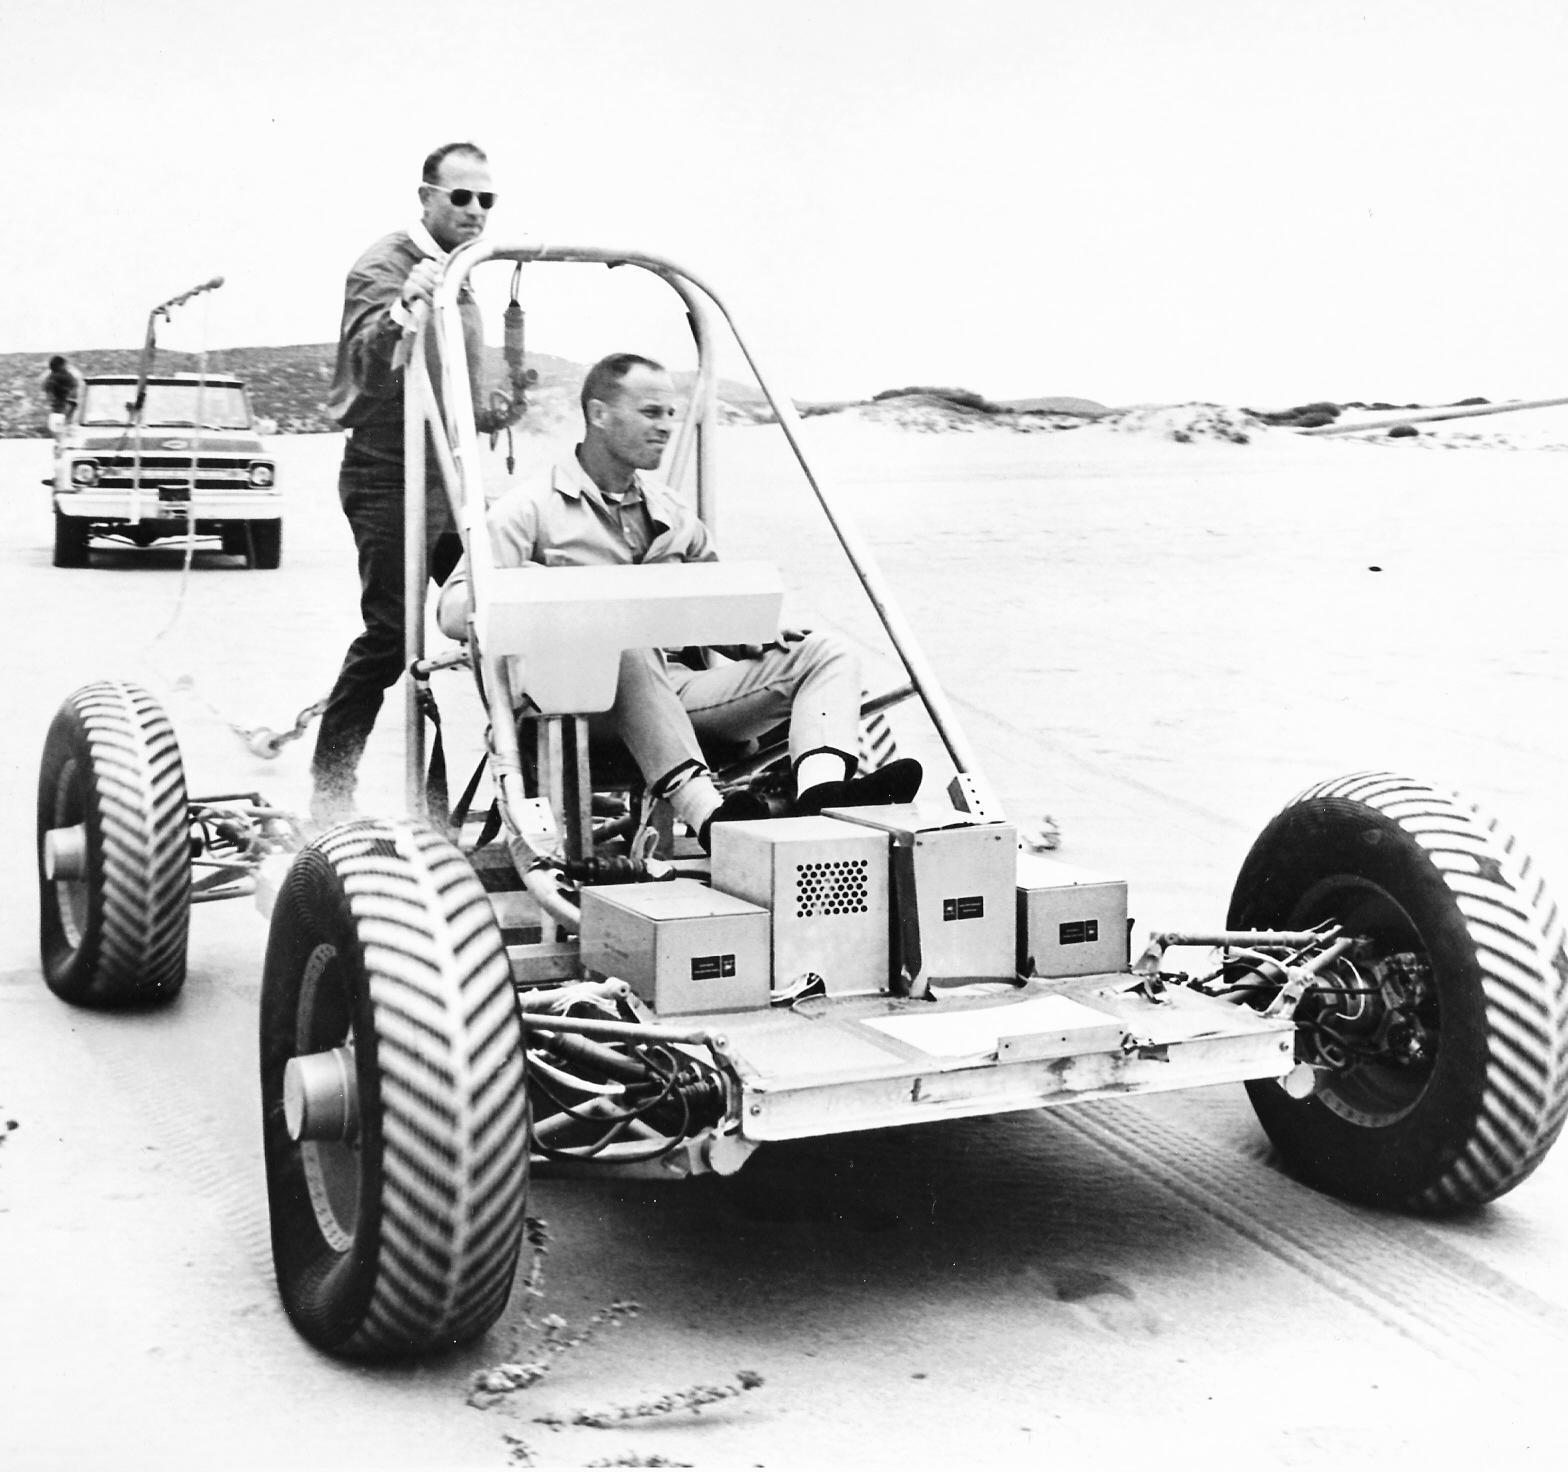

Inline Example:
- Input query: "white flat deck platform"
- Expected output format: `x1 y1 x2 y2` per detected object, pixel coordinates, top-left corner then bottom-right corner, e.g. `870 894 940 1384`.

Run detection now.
691 975 1295 1142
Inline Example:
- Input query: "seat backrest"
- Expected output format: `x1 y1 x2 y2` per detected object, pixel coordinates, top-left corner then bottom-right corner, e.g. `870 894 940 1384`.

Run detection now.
477 560 784 714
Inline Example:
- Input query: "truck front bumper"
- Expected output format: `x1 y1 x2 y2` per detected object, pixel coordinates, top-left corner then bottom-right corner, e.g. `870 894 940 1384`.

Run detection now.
54 493 282 522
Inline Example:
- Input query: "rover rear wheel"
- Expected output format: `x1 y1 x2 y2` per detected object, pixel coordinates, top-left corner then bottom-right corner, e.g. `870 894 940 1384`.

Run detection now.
36 681 190 1007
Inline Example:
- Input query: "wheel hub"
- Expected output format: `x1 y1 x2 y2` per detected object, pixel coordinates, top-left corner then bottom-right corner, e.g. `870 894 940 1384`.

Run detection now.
1298 949 1435 1073
283 1045 358 1142
42 823 88 880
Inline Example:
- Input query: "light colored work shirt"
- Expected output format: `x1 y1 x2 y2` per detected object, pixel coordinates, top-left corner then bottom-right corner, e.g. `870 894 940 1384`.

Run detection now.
437 451 716 636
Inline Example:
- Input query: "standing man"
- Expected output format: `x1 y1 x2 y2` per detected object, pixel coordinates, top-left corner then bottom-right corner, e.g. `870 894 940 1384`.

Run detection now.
310 140 509 826
437 353 922 851
40 355 84 435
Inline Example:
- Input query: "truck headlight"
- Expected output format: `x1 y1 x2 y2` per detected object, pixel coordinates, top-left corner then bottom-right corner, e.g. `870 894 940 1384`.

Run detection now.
249 463 276 487
70 461 98 487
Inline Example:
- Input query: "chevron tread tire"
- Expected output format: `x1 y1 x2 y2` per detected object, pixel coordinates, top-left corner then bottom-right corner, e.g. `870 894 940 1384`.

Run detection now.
1229 771 1568 1213
260 819 529 1359
36 681 190 1006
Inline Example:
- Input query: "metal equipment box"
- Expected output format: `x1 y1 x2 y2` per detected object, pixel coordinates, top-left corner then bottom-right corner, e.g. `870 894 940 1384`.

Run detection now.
824 804 1017 992
710 816 891 996
1016 853 1129 977
580 879 770 1015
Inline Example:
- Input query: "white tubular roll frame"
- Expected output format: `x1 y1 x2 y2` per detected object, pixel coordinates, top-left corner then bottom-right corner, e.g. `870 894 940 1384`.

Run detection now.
402 241 1003 852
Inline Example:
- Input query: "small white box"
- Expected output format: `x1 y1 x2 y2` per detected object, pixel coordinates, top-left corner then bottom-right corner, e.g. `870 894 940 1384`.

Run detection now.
579 879 770 1015
711 816 891 995
825 804 1017 990
1016 853 1129 977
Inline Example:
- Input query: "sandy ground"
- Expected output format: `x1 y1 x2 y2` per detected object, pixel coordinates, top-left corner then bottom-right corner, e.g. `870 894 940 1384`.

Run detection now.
2 413 1568 1470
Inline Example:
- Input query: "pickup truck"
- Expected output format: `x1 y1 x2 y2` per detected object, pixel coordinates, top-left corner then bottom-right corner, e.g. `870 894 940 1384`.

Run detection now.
49 372 281 568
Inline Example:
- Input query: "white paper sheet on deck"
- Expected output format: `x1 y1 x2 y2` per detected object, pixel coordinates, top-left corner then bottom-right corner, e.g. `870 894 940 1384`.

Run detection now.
862 995 1123 1058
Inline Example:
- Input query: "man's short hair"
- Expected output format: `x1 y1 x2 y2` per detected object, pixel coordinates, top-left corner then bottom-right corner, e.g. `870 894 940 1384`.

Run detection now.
421 141 488 183
48 355 66 372
580 353 666 417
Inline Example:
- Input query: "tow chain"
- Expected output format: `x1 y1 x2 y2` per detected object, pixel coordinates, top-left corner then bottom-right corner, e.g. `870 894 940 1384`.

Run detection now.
233 696 330 759
127 276 332 766
157 270 531 764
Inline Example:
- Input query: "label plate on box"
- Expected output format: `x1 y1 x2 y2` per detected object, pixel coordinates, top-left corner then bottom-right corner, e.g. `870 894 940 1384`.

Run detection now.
691 954 737 980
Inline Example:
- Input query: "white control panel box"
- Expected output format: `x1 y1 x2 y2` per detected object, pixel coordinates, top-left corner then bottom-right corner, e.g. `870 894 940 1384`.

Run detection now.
711 815 891 995
579 879 770 1015
824 804 1017 990
1016 853 1129 977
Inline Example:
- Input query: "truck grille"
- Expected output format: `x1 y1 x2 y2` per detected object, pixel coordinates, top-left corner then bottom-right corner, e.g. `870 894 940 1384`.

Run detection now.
89 454 257 491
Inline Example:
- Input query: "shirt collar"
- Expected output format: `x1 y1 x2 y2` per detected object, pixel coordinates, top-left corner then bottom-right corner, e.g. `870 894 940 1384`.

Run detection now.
408 220 447 261
555 450 648 507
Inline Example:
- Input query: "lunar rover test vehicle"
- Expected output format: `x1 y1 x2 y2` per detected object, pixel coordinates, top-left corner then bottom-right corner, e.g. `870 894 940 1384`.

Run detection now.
35 244 1568 1359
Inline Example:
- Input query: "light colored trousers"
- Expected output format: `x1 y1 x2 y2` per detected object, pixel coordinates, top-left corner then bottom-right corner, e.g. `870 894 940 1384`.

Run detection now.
607 632 861 791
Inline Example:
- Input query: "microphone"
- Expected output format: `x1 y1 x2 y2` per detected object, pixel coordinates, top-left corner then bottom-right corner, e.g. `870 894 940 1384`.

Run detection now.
160 275 227 313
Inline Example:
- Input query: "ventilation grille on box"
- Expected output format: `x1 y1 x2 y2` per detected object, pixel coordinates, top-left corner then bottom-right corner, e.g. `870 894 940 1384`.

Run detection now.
794 858 870 918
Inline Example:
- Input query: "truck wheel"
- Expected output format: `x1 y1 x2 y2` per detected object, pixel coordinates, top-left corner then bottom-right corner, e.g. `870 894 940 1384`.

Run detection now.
36 682 190 1006
1229 771 1568 1212
248 520 282 570
260 820 530 1358
53 512 90 568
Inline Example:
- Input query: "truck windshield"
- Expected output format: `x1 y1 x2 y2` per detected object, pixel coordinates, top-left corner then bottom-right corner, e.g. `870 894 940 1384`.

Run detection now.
79 382 253 430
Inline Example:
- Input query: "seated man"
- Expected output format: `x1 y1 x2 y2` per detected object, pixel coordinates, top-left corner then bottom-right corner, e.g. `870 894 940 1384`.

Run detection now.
437 351 921 850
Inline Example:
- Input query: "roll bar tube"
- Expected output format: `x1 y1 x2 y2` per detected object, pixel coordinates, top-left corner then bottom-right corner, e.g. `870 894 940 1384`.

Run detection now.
408 240 1002 819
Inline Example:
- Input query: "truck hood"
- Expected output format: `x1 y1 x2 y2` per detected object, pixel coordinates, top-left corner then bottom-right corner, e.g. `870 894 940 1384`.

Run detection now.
62 429 268 456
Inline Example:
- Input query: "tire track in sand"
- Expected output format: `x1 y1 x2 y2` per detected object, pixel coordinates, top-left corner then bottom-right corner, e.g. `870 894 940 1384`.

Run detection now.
71 988 277 1284
1055 1097 1568 1398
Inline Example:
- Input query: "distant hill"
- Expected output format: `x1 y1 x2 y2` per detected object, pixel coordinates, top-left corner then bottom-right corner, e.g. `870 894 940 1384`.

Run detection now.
999 395 1109 417
0 343 775 438
4 345 335 436
2 343 1111 439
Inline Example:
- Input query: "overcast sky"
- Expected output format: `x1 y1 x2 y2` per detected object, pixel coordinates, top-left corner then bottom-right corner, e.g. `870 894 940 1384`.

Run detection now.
5 0 1566 408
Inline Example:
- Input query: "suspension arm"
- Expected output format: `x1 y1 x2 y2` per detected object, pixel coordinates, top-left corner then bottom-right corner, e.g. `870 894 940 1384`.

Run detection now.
1134 928 1340 976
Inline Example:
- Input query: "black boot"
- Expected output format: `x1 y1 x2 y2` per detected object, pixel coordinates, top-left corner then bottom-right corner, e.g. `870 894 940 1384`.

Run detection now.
795 757 923 817
698 791 770 853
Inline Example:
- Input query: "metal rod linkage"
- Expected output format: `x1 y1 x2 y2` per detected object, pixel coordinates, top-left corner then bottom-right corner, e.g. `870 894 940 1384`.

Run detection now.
516 1006 725 1051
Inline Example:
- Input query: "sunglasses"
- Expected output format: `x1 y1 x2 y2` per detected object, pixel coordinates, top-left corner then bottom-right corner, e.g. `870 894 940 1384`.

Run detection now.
422 183 497 210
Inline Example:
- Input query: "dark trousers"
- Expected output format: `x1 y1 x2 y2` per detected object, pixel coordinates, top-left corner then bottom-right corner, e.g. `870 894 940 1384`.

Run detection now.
311 442 463 795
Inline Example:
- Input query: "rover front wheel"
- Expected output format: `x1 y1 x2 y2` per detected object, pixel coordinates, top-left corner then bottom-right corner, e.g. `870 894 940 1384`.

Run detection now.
260 819 530 1358
36 681 190 1006
1229 772 1568 1213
